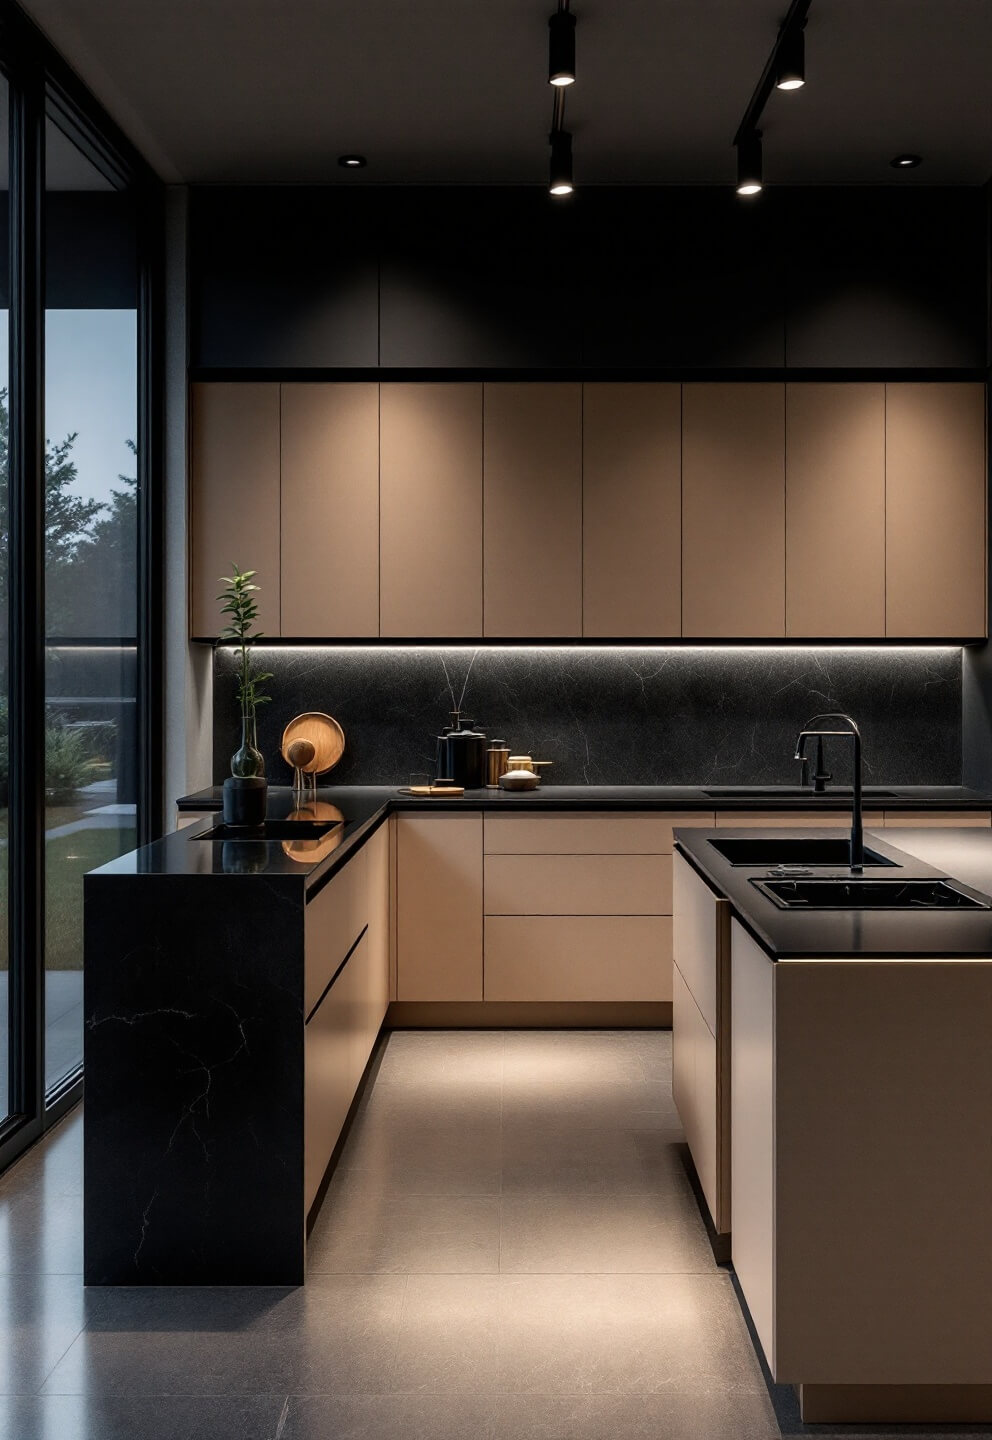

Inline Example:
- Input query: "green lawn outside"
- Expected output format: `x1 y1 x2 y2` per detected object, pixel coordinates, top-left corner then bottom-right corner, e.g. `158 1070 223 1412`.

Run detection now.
0 813 136 971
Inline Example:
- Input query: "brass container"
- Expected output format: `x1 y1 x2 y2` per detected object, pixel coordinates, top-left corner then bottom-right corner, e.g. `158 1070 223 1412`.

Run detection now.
486 742 510 788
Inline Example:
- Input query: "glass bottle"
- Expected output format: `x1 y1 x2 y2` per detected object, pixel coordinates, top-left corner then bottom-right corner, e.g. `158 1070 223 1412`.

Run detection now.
231 708 264 779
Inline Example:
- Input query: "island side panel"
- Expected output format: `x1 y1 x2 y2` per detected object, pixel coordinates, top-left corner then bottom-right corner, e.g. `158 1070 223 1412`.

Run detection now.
83 873 307 1284
729 920 776 1372
774 959 992 1385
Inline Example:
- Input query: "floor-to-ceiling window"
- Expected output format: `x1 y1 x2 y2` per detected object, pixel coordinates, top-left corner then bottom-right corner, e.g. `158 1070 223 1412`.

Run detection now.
0 67 10 1126
43 123 139 1093
0 2 161 1166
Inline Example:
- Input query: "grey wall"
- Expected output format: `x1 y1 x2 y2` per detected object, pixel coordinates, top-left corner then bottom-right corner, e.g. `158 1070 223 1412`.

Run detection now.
213 645 962 788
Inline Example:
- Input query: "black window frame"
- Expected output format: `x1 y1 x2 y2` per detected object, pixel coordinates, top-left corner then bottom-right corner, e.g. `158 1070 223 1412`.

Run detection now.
0 0 163 1167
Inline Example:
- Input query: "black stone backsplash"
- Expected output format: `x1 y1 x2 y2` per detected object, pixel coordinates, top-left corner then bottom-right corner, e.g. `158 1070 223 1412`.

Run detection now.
212 645 962 788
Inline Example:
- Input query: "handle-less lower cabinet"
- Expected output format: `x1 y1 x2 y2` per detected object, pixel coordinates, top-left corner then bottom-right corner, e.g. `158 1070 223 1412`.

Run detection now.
303 825 390 1219
395 814 484 1001
672 851 731 1240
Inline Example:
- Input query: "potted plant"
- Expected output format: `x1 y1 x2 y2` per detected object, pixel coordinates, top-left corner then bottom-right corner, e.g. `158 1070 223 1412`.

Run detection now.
218 565 272 827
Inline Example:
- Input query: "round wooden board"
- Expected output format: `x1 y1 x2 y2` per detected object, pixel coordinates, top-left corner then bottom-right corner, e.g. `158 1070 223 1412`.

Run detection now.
280 712 345 775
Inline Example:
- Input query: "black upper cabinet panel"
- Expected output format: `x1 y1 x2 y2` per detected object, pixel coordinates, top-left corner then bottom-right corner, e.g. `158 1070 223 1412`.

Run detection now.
190 189 379 369
378 189 582 368
187 185 988 373
579 189 786 368
784 189 987 369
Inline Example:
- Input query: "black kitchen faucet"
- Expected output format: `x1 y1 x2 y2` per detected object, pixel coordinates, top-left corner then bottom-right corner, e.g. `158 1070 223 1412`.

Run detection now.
795 713 864 872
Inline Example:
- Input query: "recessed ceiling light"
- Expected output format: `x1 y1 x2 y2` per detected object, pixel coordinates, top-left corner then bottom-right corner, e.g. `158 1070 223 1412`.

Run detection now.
338 154 367 169
890 153 921 169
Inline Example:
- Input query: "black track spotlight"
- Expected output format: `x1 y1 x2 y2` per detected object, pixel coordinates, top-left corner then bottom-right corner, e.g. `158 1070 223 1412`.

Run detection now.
890 153 922 169
548 7 576 86
736 131 762 196
549 129 574 195
775 24 805 89
337 154 367 169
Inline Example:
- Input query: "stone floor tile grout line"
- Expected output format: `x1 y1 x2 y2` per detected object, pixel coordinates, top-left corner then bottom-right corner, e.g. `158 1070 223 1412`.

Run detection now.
32 1324 87 1395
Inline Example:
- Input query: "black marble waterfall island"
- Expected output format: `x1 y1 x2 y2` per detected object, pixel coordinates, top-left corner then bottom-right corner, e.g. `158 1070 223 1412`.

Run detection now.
83 791 392 1286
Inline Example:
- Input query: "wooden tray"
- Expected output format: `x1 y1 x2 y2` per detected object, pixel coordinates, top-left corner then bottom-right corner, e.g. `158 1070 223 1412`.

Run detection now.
280 712 345 775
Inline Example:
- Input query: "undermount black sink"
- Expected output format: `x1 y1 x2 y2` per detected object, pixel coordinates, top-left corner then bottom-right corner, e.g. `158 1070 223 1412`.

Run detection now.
702 787 898 799
707 837 895 868
752 877 991 911
191 820 341 841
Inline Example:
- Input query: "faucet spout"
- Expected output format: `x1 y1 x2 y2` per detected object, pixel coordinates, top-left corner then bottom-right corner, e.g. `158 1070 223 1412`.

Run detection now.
794 714 864 871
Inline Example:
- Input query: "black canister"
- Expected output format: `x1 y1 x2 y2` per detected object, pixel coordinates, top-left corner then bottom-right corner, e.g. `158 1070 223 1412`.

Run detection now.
443 712 487 789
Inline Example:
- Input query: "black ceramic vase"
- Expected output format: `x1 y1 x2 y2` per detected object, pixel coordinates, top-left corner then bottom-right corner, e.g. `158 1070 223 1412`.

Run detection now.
222 776 267 827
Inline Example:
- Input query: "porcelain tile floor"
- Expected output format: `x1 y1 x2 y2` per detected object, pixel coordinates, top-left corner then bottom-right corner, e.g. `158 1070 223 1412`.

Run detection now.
0 1030 987 1439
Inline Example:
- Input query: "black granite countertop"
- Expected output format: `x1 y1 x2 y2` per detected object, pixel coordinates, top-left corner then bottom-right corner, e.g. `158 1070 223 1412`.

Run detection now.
675 826 992 960
176 782 992 814
91 782 988 907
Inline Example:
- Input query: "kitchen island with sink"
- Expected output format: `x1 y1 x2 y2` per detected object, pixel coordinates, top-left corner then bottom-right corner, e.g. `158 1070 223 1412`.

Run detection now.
84 789 991 1294
672 825 992 1425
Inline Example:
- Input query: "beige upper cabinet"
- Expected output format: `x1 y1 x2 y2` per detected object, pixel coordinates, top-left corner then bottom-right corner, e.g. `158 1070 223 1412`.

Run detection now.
190 383 281 637
682 383 786 638
885 382 987 638
380 384 483 636
483 383 582 637
583 383 681 637
786 383 885 638
280 383 379 637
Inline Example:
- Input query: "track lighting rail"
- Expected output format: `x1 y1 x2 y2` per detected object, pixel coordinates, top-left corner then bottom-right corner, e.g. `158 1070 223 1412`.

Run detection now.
734 0 811 148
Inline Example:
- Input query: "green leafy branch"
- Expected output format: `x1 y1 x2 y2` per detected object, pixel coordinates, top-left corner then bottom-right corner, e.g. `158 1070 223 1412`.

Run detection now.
217 566 273 721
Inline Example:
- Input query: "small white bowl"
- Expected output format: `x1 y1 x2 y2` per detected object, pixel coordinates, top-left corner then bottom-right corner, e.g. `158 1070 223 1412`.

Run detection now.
499 769 541 792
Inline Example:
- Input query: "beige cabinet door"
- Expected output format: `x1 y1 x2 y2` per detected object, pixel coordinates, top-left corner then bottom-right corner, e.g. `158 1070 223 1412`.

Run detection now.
380 383 483 636
361 822 391 1058
304 956 355 1213
281 383 379 637
304 845 368 1017
582 383 681 637
885 382 987 638
396 814 483 1001
786 383 885 638
682 383 785 637
672 964 720 1225
189 383 281 637
483 383 582 636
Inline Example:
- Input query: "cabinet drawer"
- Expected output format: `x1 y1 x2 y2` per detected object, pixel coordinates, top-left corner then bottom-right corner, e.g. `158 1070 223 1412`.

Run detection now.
305 848 368 1016
883 810 991 828
484 812 713 856
714 810 884 829
484 916 671 1002
485 854 671 915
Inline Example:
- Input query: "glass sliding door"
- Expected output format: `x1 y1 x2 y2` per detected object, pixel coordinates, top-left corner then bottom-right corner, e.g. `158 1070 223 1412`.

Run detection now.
43 119 139 1095
0 1 160 1171
0 70 10 1124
